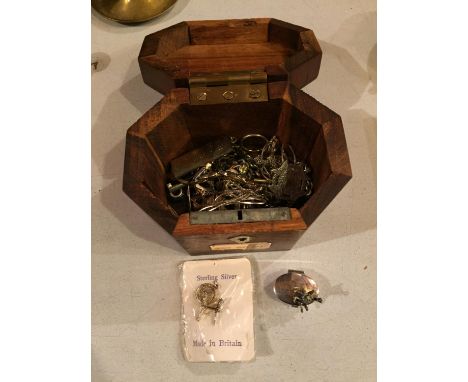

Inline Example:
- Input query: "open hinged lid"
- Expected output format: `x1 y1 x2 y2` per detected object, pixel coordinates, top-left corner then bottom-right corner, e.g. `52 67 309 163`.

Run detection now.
138 18 322 96
124 17 352 254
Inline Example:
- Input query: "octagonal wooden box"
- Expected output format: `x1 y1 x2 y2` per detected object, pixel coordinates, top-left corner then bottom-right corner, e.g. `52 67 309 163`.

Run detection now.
123 18 352 255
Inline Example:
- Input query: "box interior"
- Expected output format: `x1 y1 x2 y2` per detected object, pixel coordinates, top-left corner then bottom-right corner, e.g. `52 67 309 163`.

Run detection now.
145 99 330 216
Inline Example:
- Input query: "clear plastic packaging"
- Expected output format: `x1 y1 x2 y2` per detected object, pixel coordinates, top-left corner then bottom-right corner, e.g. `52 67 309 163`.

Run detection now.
179 257 255 362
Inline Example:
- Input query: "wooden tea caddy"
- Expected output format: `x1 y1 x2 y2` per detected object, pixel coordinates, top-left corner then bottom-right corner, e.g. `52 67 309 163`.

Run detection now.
123 18 352 255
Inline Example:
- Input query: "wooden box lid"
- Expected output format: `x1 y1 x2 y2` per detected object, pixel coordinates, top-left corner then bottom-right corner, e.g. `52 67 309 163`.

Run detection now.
138 18 322 94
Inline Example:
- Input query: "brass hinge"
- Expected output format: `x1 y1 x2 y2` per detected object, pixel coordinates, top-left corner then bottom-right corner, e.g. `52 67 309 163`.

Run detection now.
188 71 268 105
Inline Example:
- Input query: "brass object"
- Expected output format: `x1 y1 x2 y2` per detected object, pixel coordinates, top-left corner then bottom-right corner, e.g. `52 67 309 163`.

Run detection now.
210 242 271 251
197 92 207 101
91 0 177 24
189 71 268 105
222 91 235 100
195 280 224 323
274 270 322 312
249 89 262 99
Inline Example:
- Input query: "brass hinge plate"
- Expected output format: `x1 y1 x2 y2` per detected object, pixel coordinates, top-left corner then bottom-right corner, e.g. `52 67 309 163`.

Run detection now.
188 71 268 105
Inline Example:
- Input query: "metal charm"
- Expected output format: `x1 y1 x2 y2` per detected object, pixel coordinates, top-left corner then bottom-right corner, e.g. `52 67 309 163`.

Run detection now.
195 280 224 323
167 182 184 198
168 135 313 212
274 270 322 312
240 134 269 154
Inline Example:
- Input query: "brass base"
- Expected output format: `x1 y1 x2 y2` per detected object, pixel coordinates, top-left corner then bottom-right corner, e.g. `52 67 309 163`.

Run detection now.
92 0 177 24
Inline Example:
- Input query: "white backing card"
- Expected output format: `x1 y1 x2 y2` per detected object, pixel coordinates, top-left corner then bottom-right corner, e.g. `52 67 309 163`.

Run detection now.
180 257 255 362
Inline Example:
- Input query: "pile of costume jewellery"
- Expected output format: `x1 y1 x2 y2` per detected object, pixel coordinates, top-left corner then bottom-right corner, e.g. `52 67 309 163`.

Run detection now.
167 134 313 212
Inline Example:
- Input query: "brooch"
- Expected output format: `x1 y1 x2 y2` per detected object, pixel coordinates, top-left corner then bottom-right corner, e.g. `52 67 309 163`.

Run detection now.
274 270 322 312
195 280 224 323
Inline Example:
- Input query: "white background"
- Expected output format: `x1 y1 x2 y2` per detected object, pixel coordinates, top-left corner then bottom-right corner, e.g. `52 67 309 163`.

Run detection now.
1 1 467 381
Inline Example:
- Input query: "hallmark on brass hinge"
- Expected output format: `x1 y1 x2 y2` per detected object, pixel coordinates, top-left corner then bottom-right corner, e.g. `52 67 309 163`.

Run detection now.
188 71 268 105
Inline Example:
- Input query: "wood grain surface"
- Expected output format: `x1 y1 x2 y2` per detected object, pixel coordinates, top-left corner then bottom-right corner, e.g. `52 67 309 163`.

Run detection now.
173 208 307 255
123 18 352 254
138 18 322 94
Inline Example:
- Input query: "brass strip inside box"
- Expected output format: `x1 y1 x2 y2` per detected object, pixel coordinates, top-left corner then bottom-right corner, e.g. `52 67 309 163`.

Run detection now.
189 207 291 225
189 71 268 105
